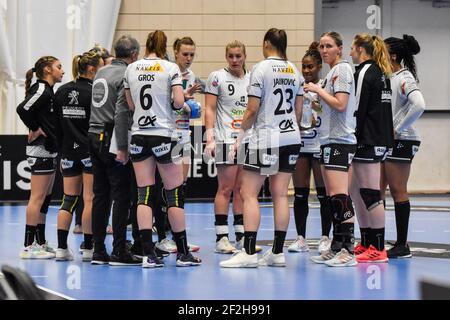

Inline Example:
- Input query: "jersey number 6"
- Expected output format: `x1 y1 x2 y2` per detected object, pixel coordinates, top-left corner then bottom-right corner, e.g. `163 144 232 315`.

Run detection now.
140 84 153 110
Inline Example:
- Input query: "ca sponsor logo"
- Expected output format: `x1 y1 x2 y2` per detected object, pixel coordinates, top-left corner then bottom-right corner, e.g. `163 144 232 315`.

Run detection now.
152 143 171 157
130 144 143 154
279 119 295 132
138 115 157 127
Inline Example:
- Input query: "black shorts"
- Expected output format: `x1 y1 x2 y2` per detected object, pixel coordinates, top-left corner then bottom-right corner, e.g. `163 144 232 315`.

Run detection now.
130 135 181 164
385 140 420 163
320 144 356 172
353 144 389 163
215 142 248 166
27 157 57 175
60 152 93 177
243 144 301 175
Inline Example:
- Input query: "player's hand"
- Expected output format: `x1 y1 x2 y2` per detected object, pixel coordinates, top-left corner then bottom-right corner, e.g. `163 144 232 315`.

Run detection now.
228 139 240 163
28 127 47 143
205 140 216 160
185 83 202 100
115 150 129 165
304 82 320 94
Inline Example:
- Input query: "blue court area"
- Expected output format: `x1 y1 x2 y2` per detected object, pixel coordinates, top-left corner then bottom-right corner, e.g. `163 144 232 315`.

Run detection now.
1 197 450 300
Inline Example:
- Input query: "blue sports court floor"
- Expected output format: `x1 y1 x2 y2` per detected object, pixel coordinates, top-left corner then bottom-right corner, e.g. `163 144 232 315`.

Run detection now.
1 196 449 300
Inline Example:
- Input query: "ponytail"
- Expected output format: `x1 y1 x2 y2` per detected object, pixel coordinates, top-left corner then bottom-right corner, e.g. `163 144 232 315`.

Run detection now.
264 28 288 60
354 33 392 77
25 56 58 97
146 30 167 59
72 55 82 80
72 51 102 79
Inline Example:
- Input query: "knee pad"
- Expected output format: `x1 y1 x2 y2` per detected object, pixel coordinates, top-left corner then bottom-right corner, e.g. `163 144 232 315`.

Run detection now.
163 184 185 209
137 185 155 208
40 194 52 214
360 188 383 211
330 194 354 223
60 194 80 214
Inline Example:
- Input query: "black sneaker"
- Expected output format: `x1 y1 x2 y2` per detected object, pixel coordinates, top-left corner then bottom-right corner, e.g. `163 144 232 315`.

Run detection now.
91 251 110 265
130 242 143 258
142 251 164 268
155 246 170 258
176 252 202 267
109 250 142 266
387 243 412 259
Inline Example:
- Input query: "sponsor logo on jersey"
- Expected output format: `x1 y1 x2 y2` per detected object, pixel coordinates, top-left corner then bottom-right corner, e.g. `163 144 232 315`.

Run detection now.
343 210 353 220
130 144 143 154
251 82 261 88
412 145 419 155
81 157 92 167
136 63 165 72
323 147 331 164
331 75 338 85
381 90 391 103
234 100 247 108
272 65 295 74
138 115 157 128
172 73 180 80
273 78 296 87
68 90 79 105
61 158 74 169
212 80 219 87
152 143 171 157
231 119 242 130
333 149 341 156
261 153 278 165
279 119 295 133
231 109 245 117
374 146 386 156
92 78 108 108
289 154 299 165
73 142 79 149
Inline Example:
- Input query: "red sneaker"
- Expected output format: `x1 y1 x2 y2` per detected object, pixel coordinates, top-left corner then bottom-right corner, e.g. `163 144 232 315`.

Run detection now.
354 243 368 255
356 245 388 263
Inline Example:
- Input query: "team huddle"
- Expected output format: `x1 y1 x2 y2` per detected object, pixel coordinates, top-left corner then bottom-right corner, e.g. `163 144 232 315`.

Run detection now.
16 27 425 268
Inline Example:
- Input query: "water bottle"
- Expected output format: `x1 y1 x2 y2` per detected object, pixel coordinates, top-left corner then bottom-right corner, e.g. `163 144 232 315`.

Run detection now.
301 94 314 128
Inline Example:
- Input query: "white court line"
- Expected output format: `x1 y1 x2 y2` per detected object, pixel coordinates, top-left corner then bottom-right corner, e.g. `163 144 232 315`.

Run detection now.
31 275 49 278
37 285 75 300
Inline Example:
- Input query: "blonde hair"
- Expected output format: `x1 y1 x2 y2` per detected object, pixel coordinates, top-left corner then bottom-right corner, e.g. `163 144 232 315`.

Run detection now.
225 40 247 71
354 33 392 77
72 51 102 80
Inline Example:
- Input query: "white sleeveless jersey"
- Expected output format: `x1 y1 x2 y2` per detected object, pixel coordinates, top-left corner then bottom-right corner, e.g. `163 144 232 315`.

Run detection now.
390 68 421 141
205 68 251 143
247 57 304 149
300 79 323 154
319 60 357 146
124 57 182 137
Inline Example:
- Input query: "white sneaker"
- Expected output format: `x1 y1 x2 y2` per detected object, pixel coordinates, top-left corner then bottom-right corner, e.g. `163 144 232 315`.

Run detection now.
220 249 258 268
56 248 74 261
41 241 57 254
215 237 236 254
318 236 332 254
310 250 336 264
20 243 55 259
155 238 177 253
324 248 357 267
82 249 94 262
258 250 286 267
234 238 263 253
288 236 309 252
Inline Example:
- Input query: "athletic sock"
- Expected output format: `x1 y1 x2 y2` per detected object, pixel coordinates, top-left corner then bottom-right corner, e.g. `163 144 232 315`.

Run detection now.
272 231 287 254
57 229 69 249
394 201 410 245
243 231 257 255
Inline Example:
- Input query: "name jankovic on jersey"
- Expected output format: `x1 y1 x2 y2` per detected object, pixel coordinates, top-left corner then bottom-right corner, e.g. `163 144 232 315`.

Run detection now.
273 78 296 87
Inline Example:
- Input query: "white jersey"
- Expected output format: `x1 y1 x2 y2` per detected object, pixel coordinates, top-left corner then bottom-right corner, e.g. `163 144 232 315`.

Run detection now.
124 57 182 137
300 80 323 154
205 68 251 143
247 57 304 149
174 69 197 134
390 68 421 141
319 60 357 145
